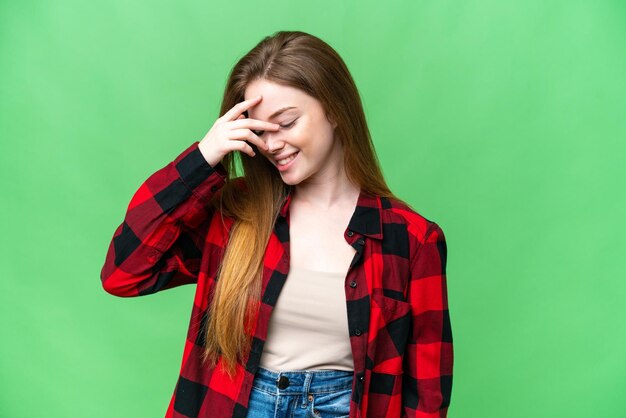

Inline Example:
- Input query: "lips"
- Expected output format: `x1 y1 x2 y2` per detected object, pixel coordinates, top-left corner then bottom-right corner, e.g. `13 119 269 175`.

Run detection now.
275 151 299 166
274 151 300 172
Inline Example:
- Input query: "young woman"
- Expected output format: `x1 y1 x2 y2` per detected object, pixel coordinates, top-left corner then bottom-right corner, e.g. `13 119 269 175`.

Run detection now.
101 30 453 418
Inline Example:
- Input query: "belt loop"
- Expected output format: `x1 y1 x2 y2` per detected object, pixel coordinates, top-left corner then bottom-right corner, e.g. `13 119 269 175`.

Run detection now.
301 372 314 408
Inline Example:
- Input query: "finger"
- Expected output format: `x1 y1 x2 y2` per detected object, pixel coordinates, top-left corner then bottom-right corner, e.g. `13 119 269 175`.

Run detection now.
229 129 268 151
220 95 262 122
231 118 280 131
232 139 256 157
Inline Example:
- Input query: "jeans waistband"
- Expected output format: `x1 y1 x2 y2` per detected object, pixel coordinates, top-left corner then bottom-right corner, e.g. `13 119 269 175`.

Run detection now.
252 367 354 395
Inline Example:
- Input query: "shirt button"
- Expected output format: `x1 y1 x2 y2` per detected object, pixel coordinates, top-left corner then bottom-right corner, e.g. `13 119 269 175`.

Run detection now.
349 281 357 288
354 329 362 336
359 376 365 383
347 230 354 237
357 238 365 245
210 185 218 192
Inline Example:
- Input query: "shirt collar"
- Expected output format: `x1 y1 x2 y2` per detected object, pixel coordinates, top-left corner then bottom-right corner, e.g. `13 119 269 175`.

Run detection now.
279 187 384 240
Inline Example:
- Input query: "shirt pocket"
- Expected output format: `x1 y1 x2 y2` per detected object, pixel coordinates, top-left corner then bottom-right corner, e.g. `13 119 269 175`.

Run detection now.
368 291 412 375
371 292 411 314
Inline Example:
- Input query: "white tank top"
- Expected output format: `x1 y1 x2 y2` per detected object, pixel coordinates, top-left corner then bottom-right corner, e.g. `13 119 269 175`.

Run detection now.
259 266 354 371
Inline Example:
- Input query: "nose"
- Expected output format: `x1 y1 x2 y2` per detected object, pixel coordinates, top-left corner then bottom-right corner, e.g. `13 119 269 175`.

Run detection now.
264 131 285 154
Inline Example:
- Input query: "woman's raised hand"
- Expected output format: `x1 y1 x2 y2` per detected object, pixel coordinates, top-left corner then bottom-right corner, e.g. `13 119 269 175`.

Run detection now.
198 96 279 168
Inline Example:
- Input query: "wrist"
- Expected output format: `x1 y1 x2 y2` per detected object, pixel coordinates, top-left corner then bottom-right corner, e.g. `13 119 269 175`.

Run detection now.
198 141 220 168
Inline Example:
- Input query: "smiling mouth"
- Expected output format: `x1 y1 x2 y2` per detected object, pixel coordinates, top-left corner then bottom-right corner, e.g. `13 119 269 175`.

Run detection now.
276 152 299 166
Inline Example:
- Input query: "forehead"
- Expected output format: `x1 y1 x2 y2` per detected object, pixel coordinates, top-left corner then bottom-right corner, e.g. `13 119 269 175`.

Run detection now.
244 79 318 119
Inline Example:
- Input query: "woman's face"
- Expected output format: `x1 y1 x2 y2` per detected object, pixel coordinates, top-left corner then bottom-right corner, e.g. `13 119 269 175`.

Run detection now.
244 79 341 187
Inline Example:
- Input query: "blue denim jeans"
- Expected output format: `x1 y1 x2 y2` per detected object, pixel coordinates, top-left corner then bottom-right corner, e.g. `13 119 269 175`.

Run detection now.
245 367 353 418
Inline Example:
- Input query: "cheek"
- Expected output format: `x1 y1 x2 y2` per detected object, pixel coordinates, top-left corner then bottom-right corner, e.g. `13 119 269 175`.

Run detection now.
258 148 276 163
287 131 310 152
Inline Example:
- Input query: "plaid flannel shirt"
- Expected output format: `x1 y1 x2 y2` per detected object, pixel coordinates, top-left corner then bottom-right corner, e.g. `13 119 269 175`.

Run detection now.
100 141 453 417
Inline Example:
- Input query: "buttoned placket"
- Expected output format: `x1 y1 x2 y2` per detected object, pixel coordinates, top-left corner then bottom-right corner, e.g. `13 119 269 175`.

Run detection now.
343 228 369 388
344 227 366 295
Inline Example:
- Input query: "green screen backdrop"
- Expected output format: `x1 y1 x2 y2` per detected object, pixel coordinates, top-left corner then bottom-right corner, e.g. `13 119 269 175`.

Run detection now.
1 1 624 417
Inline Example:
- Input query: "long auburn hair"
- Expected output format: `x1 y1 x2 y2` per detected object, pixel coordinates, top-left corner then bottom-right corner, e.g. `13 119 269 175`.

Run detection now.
201 30 403 376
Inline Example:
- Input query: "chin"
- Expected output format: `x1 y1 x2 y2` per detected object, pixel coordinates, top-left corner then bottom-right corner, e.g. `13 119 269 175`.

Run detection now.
278 171 307 186
280 177 301 186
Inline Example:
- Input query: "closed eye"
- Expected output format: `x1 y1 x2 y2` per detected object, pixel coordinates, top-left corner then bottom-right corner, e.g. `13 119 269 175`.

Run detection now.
280 119 296 129
253 119 297 137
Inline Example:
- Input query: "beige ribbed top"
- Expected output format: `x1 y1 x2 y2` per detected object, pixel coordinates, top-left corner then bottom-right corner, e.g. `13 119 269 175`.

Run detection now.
259 266 354 371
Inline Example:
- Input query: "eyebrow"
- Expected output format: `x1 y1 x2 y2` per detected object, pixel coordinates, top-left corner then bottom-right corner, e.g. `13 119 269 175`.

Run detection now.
268 106 297 120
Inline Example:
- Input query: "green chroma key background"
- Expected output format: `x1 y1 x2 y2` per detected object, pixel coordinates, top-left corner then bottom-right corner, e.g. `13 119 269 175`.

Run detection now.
1 0 624 417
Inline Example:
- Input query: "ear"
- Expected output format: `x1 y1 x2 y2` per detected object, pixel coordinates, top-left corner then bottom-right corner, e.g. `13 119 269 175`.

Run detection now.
327 114 338 129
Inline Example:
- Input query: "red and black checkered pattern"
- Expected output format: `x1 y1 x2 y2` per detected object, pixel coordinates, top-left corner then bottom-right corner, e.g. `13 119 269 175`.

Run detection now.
100 141 453 417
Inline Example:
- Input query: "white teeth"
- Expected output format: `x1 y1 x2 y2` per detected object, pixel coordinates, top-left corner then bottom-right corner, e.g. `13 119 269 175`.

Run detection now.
277 152 298 165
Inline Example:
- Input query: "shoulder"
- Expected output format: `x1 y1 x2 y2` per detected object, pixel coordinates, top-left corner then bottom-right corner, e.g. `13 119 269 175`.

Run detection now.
378 195 445 256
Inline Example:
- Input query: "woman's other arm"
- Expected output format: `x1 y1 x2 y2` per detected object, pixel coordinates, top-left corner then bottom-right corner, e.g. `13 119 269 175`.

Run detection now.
403 222 453 417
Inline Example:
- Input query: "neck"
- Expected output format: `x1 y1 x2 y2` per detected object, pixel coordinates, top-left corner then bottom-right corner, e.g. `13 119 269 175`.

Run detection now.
292 167 360 210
